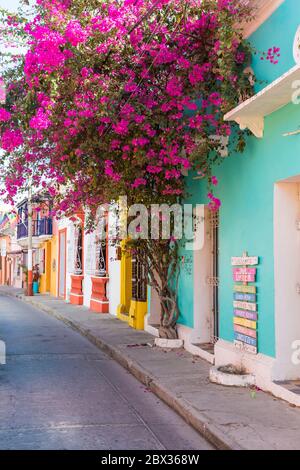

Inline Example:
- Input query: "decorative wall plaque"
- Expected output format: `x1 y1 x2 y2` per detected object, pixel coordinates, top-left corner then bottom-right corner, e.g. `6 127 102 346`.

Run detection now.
231 252 259 354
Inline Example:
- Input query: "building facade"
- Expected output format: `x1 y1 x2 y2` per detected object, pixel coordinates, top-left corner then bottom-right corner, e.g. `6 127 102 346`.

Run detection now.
4 0 300 406
171 0 300 403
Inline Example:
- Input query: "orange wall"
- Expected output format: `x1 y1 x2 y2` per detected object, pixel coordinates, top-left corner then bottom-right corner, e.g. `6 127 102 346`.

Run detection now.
0 235 11 285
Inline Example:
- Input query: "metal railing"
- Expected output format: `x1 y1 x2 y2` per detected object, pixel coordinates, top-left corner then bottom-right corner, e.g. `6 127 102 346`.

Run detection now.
17 217 53 240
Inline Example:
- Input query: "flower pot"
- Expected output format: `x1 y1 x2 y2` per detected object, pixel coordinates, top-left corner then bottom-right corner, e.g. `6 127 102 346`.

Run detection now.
209 365 255 387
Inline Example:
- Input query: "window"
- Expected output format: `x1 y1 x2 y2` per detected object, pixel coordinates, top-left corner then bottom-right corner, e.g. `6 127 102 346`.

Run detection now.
39 249 45 274
74 225 83 275
95 212 108 277
132 249 147 302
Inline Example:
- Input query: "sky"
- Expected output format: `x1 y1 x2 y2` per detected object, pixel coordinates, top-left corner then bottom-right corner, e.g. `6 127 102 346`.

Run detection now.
0 0 21 12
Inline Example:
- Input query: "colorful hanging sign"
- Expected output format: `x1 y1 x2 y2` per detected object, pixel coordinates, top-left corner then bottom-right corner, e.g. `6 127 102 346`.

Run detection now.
231 256 258 266
234 284 256 294
234 309 258 321
233 267 256 283
234 292 256 302
234 336 257 354
234 324 257 339
233 317 257 330
233 300 257 312
232 252 259 355
234 332 257 347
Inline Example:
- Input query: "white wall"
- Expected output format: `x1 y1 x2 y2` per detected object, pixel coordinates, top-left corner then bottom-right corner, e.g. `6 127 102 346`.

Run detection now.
192 206 213 344
57 217 74 302
273 182 300 380
83 209 121 314
107 243 120 316
83 229 94 308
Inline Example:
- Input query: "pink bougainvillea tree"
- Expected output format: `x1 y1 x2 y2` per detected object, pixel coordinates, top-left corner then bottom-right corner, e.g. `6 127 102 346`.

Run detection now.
0 0 256 337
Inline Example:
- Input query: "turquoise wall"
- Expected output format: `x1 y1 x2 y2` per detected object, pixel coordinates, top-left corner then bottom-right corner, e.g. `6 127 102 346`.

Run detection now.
215 101 300 357
252 0 300 90
177 0 300 358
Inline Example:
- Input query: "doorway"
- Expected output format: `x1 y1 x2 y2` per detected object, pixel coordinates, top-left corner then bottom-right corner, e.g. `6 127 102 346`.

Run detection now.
210 210 219 343
274 181 300 381
58 229 66 299
192 207 219 357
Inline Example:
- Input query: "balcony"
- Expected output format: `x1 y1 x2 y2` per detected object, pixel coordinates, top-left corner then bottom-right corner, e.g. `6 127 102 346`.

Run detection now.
17 217 53 244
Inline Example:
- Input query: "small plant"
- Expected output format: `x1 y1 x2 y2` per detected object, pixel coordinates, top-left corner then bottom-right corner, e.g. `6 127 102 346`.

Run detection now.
218 364 247 376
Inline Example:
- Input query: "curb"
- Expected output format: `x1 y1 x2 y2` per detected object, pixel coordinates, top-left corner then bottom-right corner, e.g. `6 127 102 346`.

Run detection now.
1 290 243 451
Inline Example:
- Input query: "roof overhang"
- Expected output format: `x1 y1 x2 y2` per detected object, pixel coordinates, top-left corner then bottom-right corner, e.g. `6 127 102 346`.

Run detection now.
224 64 300 138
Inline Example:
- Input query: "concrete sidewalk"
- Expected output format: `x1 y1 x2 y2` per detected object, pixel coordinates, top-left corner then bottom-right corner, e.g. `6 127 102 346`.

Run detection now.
1 286 300 450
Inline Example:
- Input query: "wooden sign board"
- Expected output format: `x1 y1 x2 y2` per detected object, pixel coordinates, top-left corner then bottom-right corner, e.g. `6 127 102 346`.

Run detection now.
234 317 257 330
233 268 256 283
234 340 257 355
232 253 259 355
234 309 258 321
234 274 256 283
234 285 256 294
234 292 256 303
233 301 257 312
231 256 258 266
234 332 257 347
233 268 256 276
234 324 257 339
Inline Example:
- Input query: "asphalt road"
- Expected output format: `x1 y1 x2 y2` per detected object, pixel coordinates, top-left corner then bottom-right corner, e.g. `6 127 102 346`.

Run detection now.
0 295 214 450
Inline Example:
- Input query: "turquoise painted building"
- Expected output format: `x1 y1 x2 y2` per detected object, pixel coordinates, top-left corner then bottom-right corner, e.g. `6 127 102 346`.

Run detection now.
174 0 300 399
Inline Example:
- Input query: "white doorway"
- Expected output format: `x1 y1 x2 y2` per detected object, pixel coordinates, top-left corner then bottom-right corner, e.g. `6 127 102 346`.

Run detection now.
274 180 300 381
58 229 66 299
192 207 219 355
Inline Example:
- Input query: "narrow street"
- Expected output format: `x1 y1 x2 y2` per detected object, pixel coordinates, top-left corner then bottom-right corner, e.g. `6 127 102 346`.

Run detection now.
0 295 213 450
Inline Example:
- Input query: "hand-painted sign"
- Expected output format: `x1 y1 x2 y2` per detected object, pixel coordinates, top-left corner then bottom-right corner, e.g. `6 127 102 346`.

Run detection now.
234 332 257 347
234 292 256 302
234 284 256 294
234 317 257 330
233 273 256 283
231 256 258 266
232 252 259 355
233 268 256 283
233 300 257 312
234 340 257 355
233 268 256 275
234 324 257 339
234 309 258 321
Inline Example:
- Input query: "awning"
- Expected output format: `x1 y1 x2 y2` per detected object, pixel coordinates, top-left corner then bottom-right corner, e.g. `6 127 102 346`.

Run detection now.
224 64 300 138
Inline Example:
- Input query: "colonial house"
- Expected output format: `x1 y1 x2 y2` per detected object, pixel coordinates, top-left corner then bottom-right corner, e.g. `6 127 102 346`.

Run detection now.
0 212 23 288
16 193 54 294
171 0 300 405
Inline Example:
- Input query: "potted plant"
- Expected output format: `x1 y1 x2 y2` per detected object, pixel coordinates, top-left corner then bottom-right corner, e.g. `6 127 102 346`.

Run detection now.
32 264 40 294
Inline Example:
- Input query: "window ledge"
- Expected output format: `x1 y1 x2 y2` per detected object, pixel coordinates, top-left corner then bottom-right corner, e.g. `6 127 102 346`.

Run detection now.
224 64 300 138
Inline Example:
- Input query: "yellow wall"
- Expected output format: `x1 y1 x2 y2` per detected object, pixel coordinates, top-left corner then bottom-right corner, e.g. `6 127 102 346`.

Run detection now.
50 236 58 297
39 237 57 296
117 242 147 330
117 242 132 319
39 242 47 294
39 240 53 294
